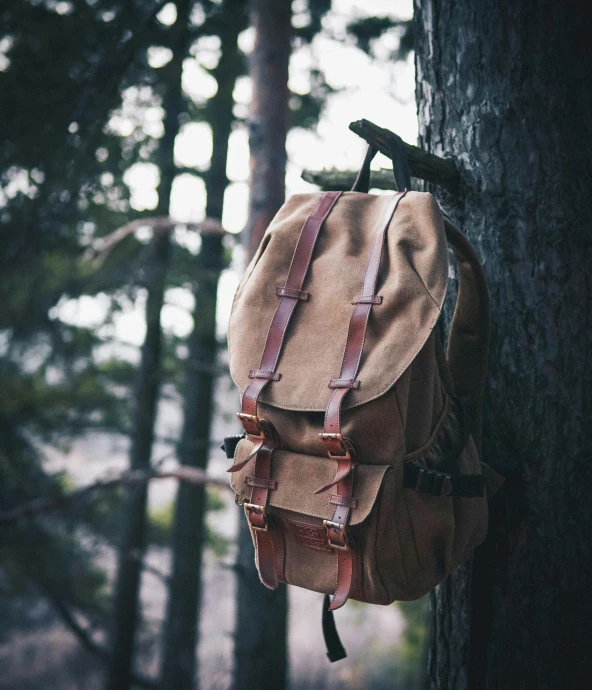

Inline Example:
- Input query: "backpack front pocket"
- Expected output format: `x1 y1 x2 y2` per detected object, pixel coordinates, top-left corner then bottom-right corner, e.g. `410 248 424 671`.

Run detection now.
230 439 405 605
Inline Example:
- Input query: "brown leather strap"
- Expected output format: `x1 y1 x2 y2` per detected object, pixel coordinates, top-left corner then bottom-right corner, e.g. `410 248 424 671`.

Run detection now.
320 191 407 611
244 435 285 588
239 191 341 590
323 191 407 438
246 476 278 490
253 523 286 589
240 192 342 425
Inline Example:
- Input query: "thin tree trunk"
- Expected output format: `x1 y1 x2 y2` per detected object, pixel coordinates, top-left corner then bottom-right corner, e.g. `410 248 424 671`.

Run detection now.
232 1 292 689
105 2 191 688
413 2 592 688
159 2 246 688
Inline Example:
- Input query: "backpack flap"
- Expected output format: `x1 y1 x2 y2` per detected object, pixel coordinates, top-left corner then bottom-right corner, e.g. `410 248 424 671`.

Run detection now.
228 191 449 413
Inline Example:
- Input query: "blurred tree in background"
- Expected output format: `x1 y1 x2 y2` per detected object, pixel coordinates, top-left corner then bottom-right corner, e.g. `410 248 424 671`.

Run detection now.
0 1 427 689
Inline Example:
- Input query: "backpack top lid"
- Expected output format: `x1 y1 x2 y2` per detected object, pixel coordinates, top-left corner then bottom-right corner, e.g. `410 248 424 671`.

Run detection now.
228 190 449 413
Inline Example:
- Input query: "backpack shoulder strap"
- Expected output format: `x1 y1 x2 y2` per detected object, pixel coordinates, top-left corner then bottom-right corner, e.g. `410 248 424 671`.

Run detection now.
443 215 491 457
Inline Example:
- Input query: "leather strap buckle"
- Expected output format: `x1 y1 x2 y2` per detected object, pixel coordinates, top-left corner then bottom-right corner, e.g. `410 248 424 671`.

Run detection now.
237 412 265 438
415 468 453 496
323 520 349 550
244 503 268 532
319 433 352 460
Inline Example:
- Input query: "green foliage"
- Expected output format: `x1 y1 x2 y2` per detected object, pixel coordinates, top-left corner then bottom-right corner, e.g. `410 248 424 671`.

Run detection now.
396 595 430 686
0 0 341 676
147 488 231 557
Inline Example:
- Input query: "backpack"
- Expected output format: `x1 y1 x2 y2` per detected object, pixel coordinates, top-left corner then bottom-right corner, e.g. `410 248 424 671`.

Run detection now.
222 141 503 661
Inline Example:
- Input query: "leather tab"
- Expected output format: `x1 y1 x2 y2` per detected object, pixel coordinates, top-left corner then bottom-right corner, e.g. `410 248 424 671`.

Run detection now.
351 295 382 305
275 286 309 301
329 494 358 508
328 379 360 389
249 370 281 381
329 549 353 610
246 476 278 490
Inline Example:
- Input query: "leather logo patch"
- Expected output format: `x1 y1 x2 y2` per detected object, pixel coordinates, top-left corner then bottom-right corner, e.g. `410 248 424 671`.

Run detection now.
288 519 331 552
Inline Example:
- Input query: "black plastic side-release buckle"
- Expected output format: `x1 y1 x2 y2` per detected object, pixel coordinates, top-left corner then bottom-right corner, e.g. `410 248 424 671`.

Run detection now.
220 434 245 459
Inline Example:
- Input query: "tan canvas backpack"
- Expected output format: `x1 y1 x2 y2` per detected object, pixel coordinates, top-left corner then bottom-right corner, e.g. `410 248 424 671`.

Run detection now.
222 142 503 661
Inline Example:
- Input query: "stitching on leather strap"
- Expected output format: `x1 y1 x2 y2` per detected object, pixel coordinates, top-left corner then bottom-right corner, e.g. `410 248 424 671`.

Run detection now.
329 378 360 389
246 476 278 490
329 494 358 508
351 295 383 304
275 286 310 301
321 191 407 612
248 369 281 381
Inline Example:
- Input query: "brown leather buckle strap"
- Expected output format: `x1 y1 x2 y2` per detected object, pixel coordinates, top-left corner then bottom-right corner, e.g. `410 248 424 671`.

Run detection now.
246 432 286 588
236 192 341 591
319 191 407 611
239 192 341 425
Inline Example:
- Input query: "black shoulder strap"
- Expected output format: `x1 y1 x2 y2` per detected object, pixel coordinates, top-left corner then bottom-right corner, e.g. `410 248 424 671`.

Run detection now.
351 132 411 193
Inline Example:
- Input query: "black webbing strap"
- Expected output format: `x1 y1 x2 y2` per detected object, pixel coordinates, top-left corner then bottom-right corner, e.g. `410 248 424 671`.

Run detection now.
404 463 485 498
221 434 245 459
322 594 347 662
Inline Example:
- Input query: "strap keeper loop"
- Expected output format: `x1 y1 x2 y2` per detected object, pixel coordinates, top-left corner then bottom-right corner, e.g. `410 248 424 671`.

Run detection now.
248 369 281 381
329 494 358 508
246 476 278 490
329 378 360 389
276 286 309 301
352 295 382 305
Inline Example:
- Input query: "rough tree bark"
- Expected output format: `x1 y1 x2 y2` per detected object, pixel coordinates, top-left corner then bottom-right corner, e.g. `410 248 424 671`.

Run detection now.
105 2 192 689
413 2 592 688
159 1 246 688
231 1 292 689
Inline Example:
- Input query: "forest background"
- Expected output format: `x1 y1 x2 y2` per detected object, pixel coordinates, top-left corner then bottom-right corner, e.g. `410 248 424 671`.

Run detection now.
0 1 425 689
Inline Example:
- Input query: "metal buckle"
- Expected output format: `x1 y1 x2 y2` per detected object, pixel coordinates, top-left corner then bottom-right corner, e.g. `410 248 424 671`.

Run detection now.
439 474 453 497
323 519 349 550
244 503 268 532
415 468 453 497
415 468 426 492
319 433 352 461
237 412 265 439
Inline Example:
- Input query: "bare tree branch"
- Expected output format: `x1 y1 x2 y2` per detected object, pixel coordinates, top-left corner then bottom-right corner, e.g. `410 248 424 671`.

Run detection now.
349 118 460 191
0 467 231 525
302 167 398 190
82 216 227 266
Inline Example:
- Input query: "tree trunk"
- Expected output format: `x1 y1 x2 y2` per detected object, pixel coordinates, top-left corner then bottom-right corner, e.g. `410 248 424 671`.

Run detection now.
159 2 246 688
232 1 291 689
413 2 592 688
105 2 191 688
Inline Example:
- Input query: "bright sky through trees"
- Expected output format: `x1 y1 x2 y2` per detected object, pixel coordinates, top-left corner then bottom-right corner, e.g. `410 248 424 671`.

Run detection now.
54 0 416 347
